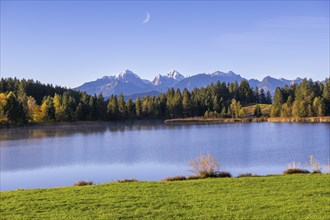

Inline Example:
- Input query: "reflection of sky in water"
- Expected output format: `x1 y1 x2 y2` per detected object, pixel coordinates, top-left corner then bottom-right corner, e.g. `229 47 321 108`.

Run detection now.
1 122 329 191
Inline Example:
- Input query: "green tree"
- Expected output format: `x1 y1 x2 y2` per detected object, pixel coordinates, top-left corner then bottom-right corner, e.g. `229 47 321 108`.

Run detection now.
126 99 135 119
292 100 307 118
5 92 21 123
182 89 193 117
254 104 262 118
62 92 76 121
107 95 118 120
135 97 142 118
97 93 107 120
220 106 226 118
212 96 221 113
118 93 127 120
53 94 64 121
88 95 98 121
260 89 266 103
273 88 284 106
238 80 253 104
40 96 55 121
312 97 325 117
270 105 281 117
266 91 272 104
280 103 292 118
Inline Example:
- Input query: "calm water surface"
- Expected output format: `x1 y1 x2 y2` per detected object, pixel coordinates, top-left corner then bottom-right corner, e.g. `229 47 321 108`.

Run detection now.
1 122 329 191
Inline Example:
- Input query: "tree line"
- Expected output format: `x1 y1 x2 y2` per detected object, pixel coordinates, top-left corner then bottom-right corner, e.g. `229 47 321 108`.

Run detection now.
270 79 330 118
0 77 329 124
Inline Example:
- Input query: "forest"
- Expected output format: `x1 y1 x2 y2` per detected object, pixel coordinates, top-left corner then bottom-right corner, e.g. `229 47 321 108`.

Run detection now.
0 77 329 124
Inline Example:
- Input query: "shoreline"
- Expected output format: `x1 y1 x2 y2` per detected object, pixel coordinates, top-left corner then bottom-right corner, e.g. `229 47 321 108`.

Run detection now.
164 116 330 124
1 116 330 129
1 173 328 192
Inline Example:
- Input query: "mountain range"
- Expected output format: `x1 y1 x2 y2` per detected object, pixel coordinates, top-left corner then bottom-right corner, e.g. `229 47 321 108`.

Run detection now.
75 69 304 98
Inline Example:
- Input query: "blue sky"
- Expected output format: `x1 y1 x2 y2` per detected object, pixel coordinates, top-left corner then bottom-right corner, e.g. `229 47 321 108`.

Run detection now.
1 1 329 88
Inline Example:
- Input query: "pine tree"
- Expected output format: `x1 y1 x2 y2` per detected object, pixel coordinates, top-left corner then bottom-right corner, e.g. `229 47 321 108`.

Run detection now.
182 89 193 117
118 93 127 120
5 92 20 123
273 88 283 106
238 80 253 104
88 95 98 121
266 91 272 104
107 95 118 120
135 96 142 118
97 93 107 120
260 89 267 104
126 99 135 119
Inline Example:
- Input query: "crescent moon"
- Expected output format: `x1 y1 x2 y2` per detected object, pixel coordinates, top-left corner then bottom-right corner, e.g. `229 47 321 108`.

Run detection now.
142 12 150 24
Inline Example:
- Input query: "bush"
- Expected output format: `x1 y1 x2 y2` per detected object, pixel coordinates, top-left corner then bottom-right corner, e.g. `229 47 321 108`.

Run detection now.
238 173 253 178
117 179 138 183
189 154 219 177
216 172 232 178
162 176 187 182
283 168 310 175
74 181 93 186
187 175 203 180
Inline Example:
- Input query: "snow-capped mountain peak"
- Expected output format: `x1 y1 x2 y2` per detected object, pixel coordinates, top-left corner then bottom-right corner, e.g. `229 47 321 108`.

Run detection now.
152 74 162 85
117 69 139 79
210 71 226 76
116 70 144 84
166 70 185 81
75 69 309 98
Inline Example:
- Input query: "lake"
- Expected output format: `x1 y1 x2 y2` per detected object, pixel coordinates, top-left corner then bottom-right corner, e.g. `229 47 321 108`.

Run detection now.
1 122 329 191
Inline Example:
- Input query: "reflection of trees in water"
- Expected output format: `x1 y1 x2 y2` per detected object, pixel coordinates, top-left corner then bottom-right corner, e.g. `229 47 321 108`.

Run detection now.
0 121 165 141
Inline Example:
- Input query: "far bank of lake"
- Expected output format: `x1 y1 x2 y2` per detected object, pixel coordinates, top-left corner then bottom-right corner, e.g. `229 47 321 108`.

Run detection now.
165 116 330 124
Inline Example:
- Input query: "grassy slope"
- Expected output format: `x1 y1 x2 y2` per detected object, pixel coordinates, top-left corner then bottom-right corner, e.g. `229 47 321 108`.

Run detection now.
242 104 272 117
1 175 330 219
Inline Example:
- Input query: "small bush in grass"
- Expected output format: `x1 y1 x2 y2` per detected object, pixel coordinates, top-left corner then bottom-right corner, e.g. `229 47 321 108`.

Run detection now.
117 179 138 183
162 176 187 182
216 171 232 178
74 180 93 186
283 168 310 175
238 173 254 178
187 175 203 180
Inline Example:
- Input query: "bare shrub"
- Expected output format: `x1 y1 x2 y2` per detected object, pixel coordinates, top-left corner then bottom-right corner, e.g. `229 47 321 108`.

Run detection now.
309 155 321 173
189 154 219 177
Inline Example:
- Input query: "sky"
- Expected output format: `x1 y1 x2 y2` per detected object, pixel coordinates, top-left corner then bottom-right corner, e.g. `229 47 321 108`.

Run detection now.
1 1 329 88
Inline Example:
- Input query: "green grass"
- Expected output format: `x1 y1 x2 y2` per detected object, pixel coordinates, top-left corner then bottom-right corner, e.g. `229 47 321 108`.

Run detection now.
1 175 329 219
242 104 272 117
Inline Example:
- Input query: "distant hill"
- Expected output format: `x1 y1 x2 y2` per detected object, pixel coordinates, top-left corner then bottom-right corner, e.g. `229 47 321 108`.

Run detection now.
75 69 308 98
